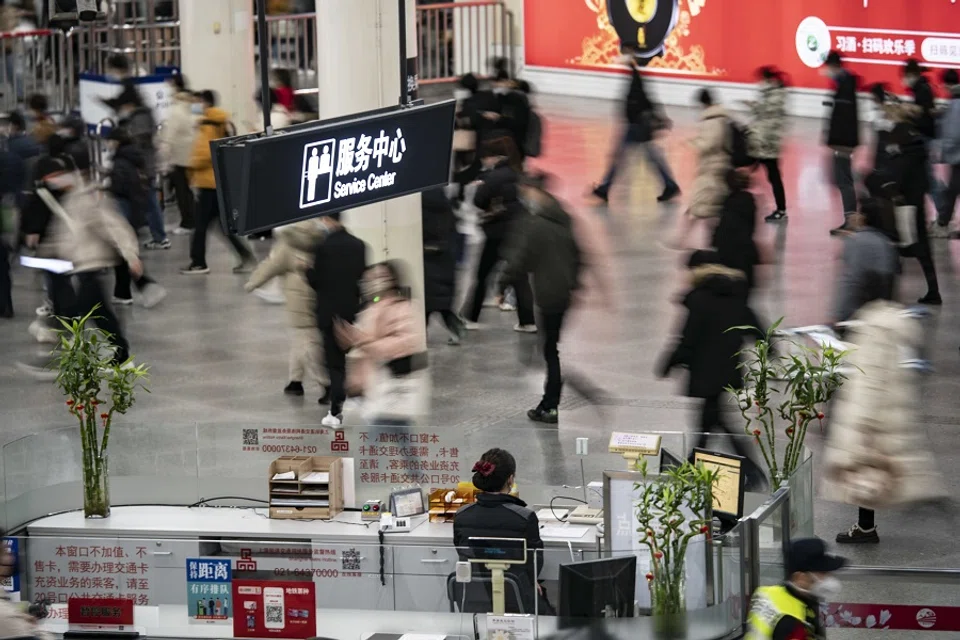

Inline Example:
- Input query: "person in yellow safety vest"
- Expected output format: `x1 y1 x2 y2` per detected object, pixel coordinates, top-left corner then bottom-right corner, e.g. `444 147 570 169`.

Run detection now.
746 538 846 640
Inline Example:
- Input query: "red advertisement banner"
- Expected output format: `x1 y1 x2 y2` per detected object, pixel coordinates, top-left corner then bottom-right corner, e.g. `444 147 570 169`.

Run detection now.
232 580 316 639
524 0 960 92
67 596 134 628
825 603 960 632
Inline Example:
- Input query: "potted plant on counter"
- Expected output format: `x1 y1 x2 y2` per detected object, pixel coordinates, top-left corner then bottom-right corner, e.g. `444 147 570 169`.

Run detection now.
635 460 718 636
52 308 149 518
728 319 847 490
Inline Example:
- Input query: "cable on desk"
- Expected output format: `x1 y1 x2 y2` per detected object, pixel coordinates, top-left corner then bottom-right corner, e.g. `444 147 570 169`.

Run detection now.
188 496 269 508
378 529 386 586
550 495 587 522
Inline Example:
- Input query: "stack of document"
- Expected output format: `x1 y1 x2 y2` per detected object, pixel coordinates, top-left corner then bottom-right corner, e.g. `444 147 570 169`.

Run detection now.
271 471 297 481
301 471 329 484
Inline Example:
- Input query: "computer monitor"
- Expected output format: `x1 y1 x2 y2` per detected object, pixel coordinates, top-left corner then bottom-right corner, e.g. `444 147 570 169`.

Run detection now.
693 448 746 519
558 556 637 626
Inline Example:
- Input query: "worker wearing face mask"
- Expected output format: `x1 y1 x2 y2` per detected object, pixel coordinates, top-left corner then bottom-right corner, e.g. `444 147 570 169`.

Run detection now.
746 538 845 640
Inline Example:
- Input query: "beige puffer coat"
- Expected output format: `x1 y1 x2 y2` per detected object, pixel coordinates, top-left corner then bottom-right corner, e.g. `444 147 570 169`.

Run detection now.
821 301 945 509
245 220 326 329
0 596 53 640
688 105 731 219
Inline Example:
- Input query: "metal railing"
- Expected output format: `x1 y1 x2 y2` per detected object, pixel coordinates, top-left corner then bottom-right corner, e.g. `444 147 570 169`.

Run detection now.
0 29 71 114
416 1 515 84
257 12 316 80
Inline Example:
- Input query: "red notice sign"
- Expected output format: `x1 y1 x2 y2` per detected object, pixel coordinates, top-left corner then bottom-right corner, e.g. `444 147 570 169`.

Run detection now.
68 597 134 629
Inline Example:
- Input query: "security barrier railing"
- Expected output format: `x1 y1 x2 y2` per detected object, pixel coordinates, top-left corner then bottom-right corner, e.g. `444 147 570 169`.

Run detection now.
416 1 515 84
0 29 71 114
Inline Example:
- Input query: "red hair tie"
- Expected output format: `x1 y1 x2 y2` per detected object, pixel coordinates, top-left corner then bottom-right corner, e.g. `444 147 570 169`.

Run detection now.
472 461 496 477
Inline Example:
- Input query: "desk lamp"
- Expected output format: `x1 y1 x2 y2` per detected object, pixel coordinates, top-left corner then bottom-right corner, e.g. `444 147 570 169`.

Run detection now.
466 537 527 615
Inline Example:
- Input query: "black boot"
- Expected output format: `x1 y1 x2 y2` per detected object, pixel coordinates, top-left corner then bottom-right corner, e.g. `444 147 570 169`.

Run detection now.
284 381 304 396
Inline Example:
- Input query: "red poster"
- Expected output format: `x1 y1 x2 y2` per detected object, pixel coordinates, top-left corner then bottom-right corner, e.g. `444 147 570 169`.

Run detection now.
67 597 134 629
525 0 960 92
825 603 960 632
232 580 316 639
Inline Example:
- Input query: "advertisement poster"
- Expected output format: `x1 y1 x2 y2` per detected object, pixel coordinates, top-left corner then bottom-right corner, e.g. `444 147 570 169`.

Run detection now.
232 580 316 639
186 558 232 623
1 538 20 601
525 0 960 91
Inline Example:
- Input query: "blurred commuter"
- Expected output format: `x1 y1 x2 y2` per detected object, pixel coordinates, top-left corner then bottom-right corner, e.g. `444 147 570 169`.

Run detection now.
931 69 960 237
487 59 532 164
158 72 197 234
245 220 329 400
593 43 679 204
746 537 844 639
111 85 169 250
0 526 51 638
257 88 293 129
452 73 487 193
461 136 535 332
712 169 761 292
877 101 941 304
670 89 730 247
104 129 167 309
421 187 465 345
822 51 860 235
32 164 141 367
902 58 945 217
503 182 582 424
181 90 256 275
5 112 41 208
27 93 56 145
58 115 91 177
306 213 368 428
832 195 898 324
657 250 766 488
335 261 429 426
745 66 788 221
271 68 297 112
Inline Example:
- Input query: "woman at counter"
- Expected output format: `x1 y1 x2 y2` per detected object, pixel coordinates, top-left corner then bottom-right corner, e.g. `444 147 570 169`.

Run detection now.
452 448 553 614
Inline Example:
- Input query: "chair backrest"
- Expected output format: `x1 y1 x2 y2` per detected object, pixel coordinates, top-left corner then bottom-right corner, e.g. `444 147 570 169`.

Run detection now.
446 571 527 614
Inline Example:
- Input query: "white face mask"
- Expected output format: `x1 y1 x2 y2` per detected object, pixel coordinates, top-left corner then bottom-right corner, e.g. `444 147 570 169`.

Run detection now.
191 103 203 115
453 89 471 101
493 87 509 95
810 575 842 600
45 172 79 192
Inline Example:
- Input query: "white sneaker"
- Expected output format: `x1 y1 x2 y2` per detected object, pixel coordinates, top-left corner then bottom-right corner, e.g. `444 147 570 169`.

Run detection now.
321 412 343 428
928 221 952 238
462 320 480 331
499 302 517 312
171 226 193 236
139 283 168 309
112 296 134 306
513 324 538 334
35 303 53 317
28 320 57 344
253 287 284 305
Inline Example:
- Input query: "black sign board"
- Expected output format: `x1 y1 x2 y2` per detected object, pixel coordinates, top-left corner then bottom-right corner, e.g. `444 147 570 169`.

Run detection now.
213 100 456 235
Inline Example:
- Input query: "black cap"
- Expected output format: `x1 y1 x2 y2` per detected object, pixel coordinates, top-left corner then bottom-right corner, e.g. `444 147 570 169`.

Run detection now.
903 58 926 76
787 538 846 575
825 50 843 67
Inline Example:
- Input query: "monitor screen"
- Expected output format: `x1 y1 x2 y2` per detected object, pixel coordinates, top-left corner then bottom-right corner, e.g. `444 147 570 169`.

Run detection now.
693 449 745 519
390 488 425 518
558 556 636 626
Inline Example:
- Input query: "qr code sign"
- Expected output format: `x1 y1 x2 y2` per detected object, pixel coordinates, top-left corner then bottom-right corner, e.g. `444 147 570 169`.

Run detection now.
342 548 361 572
265 606 283 624
243 429 259 446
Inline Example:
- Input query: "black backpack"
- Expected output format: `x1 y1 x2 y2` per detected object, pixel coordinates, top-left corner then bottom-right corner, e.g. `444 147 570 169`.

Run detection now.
524 110 543 158
727 118 754 168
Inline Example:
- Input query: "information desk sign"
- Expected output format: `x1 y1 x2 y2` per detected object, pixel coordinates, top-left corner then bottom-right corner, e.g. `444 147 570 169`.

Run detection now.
213 101 456 235
232 579 316 639
67 596 134 631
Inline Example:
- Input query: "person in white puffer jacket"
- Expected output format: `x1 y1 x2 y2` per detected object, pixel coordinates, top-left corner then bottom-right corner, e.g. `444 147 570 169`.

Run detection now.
157 73 199 234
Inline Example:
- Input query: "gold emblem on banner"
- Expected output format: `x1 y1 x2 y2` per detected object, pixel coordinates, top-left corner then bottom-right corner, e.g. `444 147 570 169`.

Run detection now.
573 0 720 75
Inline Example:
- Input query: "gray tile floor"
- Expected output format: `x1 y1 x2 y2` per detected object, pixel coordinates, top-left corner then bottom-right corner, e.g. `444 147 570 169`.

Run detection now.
1 95 959 584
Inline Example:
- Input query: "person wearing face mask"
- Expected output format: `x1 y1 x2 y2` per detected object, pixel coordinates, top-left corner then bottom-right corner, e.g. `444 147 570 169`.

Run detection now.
592 44 680 204
334 261 429 426
487 59 532 164
157 72 198 235
902 58 946 218
744 66 789 222
306 212 368 427
822 51 861 236
931 68 960 238
746 537 845 640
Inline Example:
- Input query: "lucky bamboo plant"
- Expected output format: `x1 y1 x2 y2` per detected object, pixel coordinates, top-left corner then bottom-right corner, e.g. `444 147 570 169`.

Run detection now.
727 319 846 490
52 307 149 518
635 459 718 618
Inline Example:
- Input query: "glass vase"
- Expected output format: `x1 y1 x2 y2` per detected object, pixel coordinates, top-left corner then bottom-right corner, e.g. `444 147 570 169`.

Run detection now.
83 454 110 519
650 576 686 638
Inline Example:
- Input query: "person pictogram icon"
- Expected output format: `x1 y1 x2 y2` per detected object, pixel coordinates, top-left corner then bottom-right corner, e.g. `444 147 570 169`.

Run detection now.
301 141 337 208
306 148 321 202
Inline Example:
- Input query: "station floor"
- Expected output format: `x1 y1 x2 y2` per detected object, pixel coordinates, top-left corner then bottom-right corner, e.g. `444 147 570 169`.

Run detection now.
1 93 959 586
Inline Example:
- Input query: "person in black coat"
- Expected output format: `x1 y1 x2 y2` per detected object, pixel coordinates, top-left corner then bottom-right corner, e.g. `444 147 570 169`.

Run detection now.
823 51 860 234
453 448 551 614
421 187 465 345
658 250 765 483
306 213 368 427
593 43 679 204
712 169 760 292
461 136 535 330
902 58 946 216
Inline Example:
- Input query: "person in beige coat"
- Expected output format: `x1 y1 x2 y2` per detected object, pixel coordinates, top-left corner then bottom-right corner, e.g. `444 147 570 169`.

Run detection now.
824 301 945 545
157 74 199 233
245 220 329 400
0 531 51 640
671 89 731 247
